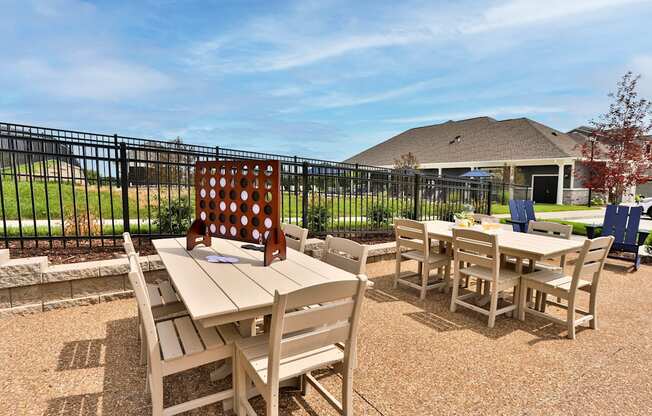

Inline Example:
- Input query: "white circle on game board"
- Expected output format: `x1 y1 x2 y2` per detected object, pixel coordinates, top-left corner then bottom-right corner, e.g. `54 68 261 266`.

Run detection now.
210 224 216 233
241 190 248 201
200 211 206 220
230 202 237 212
200 188 206 198
264 218 272 229
264 230 270 239
252 204 260 215
240 216 248 226
209 189 216 199
219 177 226 187
209 177 216 187
219 201 226 211
252 229 260 240
220 225 226 235
230 226 237 236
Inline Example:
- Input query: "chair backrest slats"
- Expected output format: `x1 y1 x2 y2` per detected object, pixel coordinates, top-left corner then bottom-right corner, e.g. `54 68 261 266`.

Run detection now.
527 221 572 239
267 276 367 386
394 219 428 256
602 205 642 245
323 235 369 275
282 223 309 253
571 236 614 291
509 200 536 232
280 322 351 359
283 299 355 334
452 228 499 279
127 254 161 367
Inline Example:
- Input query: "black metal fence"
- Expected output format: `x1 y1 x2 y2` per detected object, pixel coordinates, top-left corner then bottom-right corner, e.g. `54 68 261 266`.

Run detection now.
489 181 531 205
0 122 491 248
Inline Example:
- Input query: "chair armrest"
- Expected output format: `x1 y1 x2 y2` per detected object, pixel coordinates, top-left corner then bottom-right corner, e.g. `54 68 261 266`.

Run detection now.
637 231 650 246
584 224 601 239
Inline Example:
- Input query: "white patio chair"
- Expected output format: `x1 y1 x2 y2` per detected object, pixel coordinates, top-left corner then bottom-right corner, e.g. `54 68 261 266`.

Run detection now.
323 235 369 275
518 236 614 339
450 228 521 328
234 275 368 416
127 254 240 415
123 233 186 320
394 218 451 299
281 223 309 253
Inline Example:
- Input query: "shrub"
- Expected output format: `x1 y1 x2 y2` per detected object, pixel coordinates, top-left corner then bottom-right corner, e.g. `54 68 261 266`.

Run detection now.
396 205 415 220
155 197 192 235
368 204 392 226
306 204 330 233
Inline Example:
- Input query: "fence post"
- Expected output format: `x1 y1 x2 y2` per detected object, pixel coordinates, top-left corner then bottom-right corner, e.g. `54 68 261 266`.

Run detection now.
114 134 120 189
301 162 309 229
119 142 130 233
486 181 492 215
412 173 420 220
215 146 220 161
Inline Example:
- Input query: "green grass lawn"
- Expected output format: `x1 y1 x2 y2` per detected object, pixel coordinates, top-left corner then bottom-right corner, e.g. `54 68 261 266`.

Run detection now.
491 203 600 215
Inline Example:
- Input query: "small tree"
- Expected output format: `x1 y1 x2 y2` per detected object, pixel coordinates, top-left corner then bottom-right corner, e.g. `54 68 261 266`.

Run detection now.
577 72 652 203
393 152 420 170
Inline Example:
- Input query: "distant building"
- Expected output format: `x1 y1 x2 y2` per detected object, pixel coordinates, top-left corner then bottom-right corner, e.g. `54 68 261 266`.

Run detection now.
345 117 589 204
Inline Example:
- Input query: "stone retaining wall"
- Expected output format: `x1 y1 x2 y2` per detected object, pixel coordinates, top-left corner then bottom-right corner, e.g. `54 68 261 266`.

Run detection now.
0 251 166 318
0 238 401 317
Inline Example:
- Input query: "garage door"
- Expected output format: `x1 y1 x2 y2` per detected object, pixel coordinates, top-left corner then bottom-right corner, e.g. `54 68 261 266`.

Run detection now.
533 176 558 204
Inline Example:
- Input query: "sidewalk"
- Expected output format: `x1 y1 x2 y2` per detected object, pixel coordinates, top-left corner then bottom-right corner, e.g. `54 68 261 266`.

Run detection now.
494 208 606 221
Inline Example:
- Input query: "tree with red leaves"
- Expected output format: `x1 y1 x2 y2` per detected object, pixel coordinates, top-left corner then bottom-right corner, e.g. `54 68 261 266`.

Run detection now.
577 72 652 203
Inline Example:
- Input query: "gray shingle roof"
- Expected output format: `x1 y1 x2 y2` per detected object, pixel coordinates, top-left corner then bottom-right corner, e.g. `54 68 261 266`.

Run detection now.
345 117 582 166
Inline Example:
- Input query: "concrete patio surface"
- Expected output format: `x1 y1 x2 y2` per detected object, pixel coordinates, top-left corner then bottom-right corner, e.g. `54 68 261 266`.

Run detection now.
1 255 651 415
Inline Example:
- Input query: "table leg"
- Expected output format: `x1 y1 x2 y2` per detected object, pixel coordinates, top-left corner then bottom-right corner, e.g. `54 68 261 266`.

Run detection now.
209 318 256 383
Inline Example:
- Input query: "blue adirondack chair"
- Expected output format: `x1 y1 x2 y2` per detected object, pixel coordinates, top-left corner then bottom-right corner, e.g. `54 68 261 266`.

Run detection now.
585 205 649 270
506 200 536 233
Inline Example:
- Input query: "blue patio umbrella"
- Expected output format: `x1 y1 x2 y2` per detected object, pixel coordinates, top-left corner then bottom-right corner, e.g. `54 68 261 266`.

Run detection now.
460 170 492 179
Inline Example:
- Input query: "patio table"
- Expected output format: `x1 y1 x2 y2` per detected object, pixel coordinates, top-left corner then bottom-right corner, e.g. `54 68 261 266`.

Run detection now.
423 220 584 269
423 220 585 311
152 236 358 330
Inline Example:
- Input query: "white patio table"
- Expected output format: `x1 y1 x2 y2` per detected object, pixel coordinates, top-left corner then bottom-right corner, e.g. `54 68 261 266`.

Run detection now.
152 236 358 391
423 220 584 271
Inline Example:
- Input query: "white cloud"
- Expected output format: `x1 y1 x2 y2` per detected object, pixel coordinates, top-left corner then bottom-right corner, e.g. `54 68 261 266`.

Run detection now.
463 0 646 34
384 105 565 124
14 58 173 100
304 78 444 109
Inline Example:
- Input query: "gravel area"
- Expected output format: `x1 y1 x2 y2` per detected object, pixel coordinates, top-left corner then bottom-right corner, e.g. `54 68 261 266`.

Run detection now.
1 255 651 415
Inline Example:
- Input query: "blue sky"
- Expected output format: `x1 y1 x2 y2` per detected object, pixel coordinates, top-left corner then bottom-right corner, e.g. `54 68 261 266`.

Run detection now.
1 0 652 160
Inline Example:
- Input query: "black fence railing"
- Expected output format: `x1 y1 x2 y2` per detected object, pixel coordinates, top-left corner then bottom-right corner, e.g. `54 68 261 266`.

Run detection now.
489 181 531 205
0 122 491 248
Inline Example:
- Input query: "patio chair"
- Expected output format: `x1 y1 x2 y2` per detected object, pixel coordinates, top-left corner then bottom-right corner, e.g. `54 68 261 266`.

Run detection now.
506 200 536 233
518 236 614 339
450 228 521 328
281 223 309 253
233 275 368 416
393 218 451 299
123 233 186 320
585 205 649 270
127 254 240 415
323 235 369 275
123 233 188 364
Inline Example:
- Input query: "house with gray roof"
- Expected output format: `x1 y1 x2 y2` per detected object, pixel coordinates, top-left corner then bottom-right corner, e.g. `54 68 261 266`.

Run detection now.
345 117 591 204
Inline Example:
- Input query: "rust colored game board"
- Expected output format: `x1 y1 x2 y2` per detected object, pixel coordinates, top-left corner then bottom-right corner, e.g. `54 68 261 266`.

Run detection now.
186 159 286 266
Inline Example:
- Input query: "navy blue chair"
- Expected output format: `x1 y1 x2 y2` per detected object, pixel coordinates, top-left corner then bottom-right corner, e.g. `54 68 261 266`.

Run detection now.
585 205 649 270
506 200 536 233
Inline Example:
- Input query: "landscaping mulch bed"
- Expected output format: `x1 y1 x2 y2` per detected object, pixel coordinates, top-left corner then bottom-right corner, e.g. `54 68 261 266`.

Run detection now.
4 238 157 264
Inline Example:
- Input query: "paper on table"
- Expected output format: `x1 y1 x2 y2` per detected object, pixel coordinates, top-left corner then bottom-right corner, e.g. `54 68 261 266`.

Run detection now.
206 255 239 263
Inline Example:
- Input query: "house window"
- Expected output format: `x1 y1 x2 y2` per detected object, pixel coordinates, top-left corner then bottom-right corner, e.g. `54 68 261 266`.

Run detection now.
646 143 652 155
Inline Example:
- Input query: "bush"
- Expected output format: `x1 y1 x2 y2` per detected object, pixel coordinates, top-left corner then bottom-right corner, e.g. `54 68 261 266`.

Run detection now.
396 205 415 220
306 204 330 233
155 197 192 235
368 204 392 226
